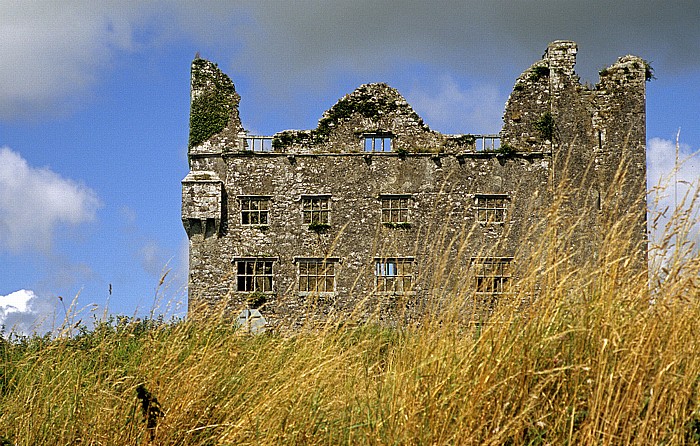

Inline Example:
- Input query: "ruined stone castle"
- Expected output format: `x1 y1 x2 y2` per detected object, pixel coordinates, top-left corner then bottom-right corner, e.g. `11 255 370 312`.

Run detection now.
182 41 647 327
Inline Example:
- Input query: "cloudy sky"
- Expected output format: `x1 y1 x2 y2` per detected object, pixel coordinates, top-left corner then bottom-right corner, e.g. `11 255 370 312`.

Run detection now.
1 1 698 334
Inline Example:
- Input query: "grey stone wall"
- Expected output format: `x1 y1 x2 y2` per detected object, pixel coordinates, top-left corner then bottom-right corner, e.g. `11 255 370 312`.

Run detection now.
183 41 648 327
502 41 647 269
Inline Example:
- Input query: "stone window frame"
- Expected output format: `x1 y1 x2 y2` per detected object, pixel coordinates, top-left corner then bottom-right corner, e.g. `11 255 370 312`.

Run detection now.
471 257 513 296
238 195 271 226
474 194 509 224
363 132 393 152
294 257 339 296
301 195 331 225
374 257 415 295
234 257 276 293
379 194 411 224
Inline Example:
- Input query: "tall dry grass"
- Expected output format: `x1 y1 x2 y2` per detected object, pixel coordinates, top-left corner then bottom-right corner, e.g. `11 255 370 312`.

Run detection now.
1 179 699 445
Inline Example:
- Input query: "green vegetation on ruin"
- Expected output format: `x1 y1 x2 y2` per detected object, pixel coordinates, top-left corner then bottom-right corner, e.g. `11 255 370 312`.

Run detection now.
272 84 429 151
534 111 555 141
529 65 550 81
188 59 236 149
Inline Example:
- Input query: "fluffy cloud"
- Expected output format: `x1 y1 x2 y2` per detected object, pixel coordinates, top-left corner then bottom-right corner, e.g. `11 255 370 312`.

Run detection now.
646 137 700 261
0 147 101 253
0 1 246 118
0 289 58 336
2 1 699 118
647 136 700 207
407 76 505 134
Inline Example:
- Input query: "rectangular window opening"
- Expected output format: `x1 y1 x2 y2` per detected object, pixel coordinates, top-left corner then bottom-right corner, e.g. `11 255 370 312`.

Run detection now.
475 194 509 224
301 196 331 225
472 258 512 296
244 136 273 152
363 134 393 152
240 196 270 225
375 258 414 294
380 195 410 223
297 259 337 294
235 258 274 292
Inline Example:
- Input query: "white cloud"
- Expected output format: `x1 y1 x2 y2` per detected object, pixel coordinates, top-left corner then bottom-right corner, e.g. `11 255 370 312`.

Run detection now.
2 1 700 119
647 137 700 205
0 289 32 315
646 137 700 264
139 240 170 278
0 1 247 118
407 76 505 134
0 147 101 253
136 237 189 317
0 289 58 336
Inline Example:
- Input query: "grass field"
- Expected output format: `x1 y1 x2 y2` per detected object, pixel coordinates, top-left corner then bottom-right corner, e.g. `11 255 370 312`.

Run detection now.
1 183 698 445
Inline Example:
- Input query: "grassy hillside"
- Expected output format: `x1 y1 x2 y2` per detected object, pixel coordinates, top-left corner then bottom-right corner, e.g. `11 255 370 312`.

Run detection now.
1 189 699 445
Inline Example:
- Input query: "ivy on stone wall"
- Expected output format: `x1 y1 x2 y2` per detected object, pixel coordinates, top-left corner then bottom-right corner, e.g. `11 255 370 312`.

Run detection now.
188 60 236 149
446 134 476 148
529 65 550 81
314 86 406 139
272 130 313 150
534 112 555 141
642 60 655 81
273 84 427 150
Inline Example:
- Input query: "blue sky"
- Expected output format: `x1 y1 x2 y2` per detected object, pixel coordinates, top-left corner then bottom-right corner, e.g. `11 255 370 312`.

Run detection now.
1 1 699 334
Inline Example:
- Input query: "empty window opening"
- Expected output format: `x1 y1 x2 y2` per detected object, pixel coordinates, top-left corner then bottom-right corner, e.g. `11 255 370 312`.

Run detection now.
475 194 509 224
240 196 270 225
472 258 512 295
302 196 331 224
381 195 410 223
364 134 393 152
475 135 501 152
236 259 274 292
244 136 273 152
375 258 414 293
297 259 336 293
